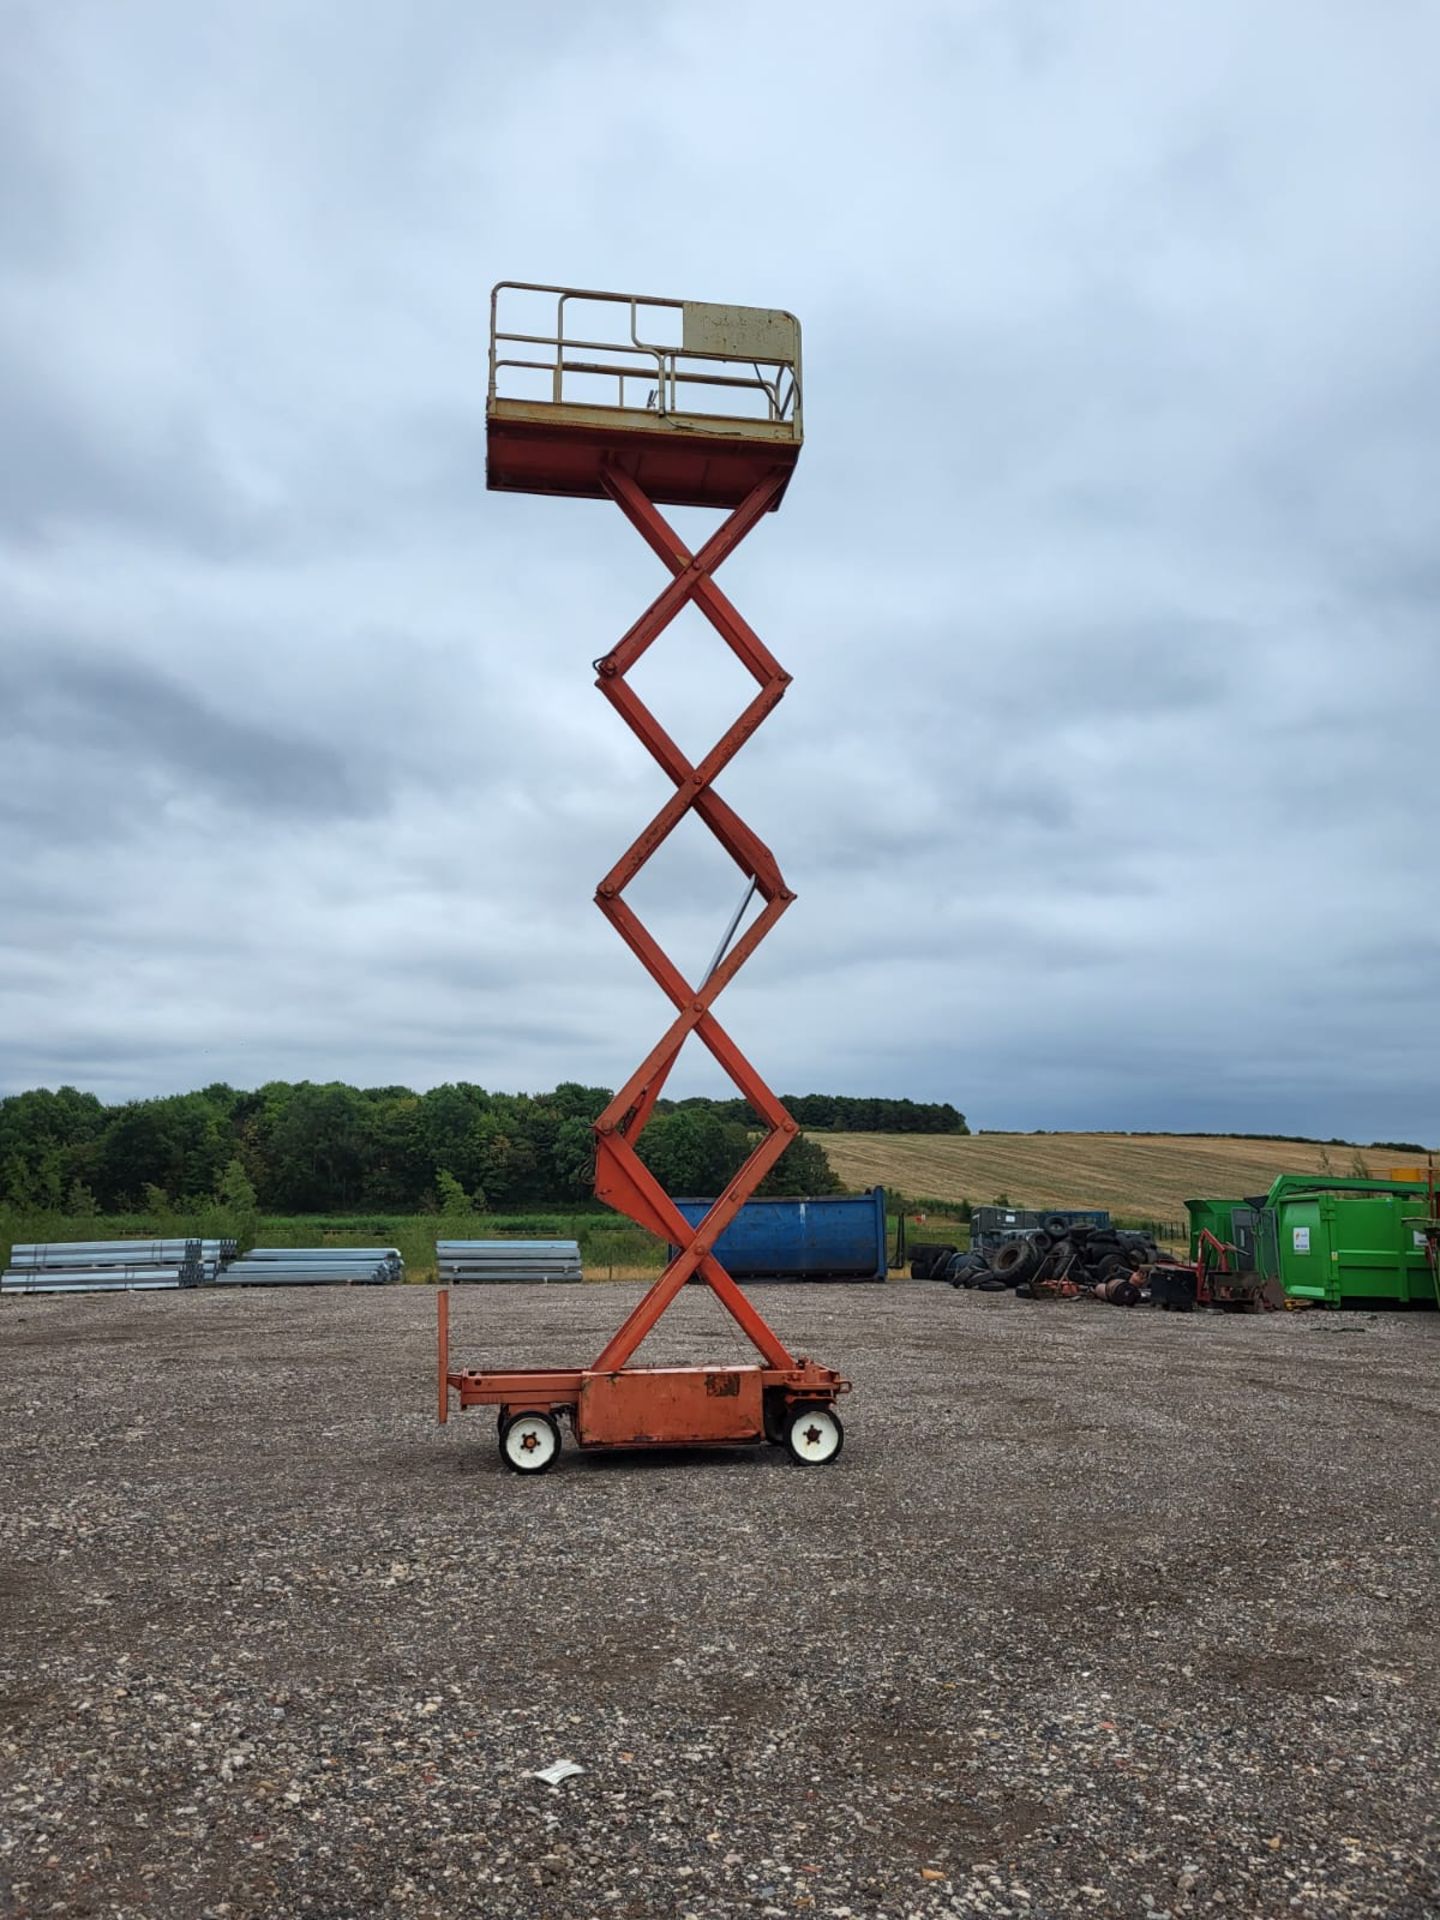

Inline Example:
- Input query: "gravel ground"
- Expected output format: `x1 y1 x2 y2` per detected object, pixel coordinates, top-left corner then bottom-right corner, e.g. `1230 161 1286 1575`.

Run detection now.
2 1283 1438 1920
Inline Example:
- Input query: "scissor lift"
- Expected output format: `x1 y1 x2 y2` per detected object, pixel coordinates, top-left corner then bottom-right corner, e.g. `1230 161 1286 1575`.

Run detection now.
437 283 850 1472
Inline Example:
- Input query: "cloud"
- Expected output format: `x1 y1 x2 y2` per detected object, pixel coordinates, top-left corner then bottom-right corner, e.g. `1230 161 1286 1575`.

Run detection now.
0 642 383 827
0 0 1437 1143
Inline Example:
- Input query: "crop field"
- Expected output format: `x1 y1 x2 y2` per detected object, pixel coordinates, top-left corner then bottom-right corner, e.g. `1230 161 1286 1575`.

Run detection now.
822 1131 1433 1220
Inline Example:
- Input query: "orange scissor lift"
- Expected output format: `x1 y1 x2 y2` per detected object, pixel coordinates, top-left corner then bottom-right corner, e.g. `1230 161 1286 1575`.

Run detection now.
437 283 850 1473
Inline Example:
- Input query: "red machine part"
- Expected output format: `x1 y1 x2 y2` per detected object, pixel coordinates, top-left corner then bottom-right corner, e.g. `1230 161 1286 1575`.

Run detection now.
439 464 850 1468
1191 1228 1279 1310
1194 1227 1234 1307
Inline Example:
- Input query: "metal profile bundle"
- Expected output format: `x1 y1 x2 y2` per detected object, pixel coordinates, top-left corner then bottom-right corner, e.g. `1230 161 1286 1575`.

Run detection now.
436 1239 583 1285
2 1268 190 1295
1 1238 230 1295
238 1247 402 1265
217 1247 403 1287
11 1238 235 1267
216 1264 393 1287
440 283 851 1472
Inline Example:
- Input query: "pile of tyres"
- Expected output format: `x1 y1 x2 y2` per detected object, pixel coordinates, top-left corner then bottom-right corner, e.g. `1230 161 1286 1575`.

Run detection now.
912 1217 1167 1297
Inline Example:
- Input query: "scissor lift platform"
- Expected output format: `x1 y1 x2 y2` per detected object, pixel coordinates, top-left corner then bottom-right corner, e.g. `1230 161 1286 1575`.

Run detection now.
486 282 802 509
440 282 847 1473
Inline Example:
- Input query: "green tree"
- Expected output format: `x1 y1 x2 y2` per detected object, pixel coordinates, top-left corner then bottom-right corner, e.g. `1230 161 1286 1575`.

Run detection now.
97 1094 228 1206
363 1094 430 1208
31 1146 66 1209
262 1082 374 1209
1 1153 34 1208
435 1168 475 1216
65 1177 99 1217
214 1157 259 1244
638 1109 748 1196
99 1104 174 1207
757 1132 843 1197
553 1117 595 1199
469 1114 538 1209
550 1083 612 1123
416 1084 494 1195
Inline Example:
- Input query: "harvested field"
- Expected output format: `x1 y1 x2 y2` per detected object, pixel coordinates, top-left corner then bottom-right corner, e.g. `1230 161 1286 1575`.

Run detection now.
2 1285 1438 1919
823 1131 1433 1220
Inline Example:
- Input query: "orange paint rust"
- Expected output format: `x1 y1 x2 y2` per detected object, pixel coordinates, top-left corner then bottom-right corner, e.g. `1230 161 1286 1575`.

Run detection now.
576 1366 765 1448
437 1288 449 1425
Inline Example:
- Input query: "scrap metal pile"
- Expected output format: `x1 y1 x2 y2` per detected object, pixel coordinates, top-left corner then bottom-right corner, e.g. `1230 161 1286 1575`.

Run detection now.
914 1218 1173 1304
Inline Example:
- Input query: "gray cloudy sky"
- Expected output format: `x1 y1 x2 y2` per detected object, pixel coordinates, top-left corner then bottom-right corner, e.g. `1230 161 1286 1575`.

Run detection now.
2 0 1438 1140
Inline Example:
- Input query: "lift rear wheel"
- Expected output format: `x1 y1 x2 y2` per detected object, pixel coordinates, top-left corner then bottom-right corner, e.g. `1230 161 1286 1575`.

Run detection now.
784 1402 844 1465
500 1412 561 1474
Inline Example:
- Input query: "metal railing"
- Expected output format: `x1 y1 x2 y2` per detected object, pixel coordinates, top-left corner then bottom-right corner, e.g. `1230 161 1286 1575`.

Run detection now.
489 282 802 432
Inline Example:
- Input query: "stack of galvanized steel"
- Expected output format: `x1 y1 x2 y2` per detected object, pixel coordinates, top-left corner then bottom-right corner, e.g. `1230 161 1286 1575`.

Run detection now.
217 1247 403 1287
436 1239 583 1284
1 1238 236 1295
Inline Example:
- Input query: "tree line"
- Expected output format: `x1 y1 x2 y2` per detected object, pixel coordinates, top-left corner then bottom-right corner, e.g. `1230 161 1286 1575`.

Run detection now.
0 1080 953 1214
669 1093 967 1134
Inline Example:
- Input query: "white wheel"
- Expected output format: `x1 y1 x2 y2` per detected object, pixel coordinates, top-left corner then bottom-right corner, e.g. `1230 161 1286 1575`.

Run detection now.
501 1412 561 1475
784 1403 844 1465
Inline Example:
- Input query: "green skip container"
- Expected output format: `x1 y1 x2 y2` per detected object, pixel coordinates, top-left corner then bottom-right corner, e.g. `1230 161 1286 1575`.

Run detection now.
1185 1198 1248 1263
1270 1181 1437 1307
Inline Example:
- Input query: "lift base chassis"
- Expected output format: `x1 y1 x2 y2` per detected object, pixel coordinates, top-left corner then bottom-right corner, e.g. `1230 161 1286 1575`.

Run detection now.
445 1359 848 1452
